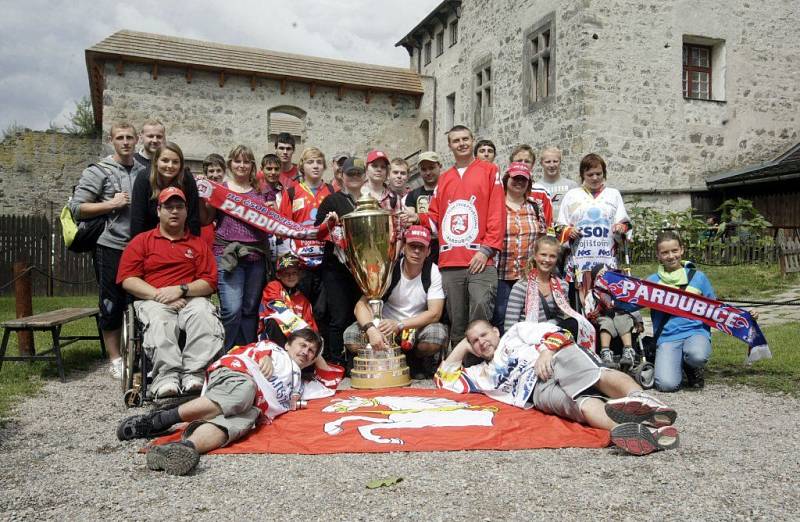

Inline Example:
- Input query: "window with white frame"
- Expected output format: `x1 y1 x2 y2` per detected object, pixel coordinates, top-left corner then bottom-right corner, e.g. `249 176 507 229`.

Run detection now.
474 61 492 129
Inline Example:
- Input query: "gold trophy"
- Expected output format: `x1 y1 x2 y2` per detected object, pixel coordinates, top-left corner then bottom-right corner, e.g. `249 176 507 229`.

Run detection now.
342 194 411 389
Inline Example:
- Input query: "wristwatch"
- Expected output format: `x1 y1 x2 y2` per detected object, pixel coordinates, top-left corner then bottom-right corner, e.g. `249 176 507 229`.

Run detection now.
360 322 376 333
180 284 189 297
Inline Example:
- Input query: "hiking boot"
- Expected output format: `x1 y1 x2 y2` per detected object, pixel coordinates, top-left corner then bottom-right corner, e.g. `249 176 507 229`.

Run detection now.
599 349 616 368
611 423 680 455
684 363 705 389
146 442 200 476
605 391 677 427
619 347 636 370
117 411 160 441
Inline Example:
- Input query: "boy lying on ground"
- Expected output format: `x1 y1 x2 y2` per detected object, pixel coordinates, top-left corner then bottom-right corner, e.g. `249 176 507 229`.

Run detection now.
434 320 679 455
117 328 343 475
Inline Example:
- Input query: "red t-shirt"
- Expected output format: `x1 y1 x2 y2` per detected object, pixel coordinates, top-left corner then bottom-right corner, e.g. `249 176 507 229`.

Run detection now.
259 280 318 334
200 223 216 251
116 227 218 290
279 165 299 188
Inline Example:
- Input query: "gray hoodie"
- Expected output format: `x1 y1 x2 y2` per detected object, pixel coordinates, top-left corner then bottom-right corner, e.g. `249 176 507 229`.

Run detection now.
68 155 145 251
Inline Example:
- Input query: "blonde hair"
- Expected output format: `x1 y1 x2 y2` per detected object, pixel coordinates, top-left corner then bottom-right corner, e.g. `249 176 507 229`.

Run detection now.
298 147 327 174
149 142 185 200
540 146 562 161
390 158 409 170
140 118 165 133
227 145 258 188
109 121 136 138
523 236 561 277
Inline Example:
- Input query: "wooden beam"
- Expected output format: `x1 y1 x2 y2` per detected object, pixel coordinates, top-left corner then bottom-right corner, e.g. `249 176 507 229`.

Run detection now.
250 75 256 91
280 79 286 95
219 71 225 88
152 63 158 80
186 68 192 83
116 60 124 76
365 90 371 104
309 83 317 98
337 86 343 100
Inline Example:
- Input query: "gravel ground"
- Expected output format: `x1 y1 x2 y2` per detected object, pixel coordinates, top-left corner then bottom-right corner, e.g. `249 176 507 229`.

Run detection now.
1 364 799 521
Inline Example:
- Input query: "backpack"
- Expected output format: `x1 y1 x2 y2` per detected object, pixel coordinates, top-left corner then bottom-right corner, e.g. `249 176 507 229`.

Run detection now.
61 162 115 253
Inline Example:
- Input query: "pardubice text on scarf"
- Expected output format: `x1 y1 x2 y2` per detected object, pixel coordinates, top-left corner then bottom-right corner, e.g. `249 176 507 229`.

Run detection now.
197 179 330 240
595 270 771 363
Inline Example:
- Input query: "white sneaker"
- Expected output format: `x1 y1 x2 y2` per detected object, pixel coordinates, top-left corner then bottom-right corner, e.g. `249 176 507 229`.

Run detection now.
154 381 180 399
109 357 123 380
181 374 205 393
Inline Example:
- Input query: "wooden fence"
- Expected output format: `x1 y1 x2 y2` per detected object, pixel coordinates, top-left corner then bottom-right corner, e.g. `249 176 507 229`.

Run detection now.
629 240 779 265
0 214 97 297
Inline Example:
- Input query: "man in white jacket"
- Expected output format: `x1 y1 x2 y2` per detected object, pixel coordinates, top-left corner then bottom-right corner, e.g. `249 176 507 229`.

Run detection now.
435 320 679 455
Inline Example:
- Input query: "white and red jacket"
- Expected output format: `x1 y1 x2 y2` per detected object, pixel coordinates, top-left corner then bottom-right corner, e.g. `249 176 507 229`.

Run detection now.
434 322 574 408
420 159 506 269
208 340 344 421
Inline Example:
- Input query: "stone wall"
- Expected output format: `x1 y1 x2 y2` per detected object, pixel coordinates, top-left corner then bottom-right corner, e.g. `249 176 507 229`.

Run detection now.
0 131 103 216
412 0 799 207
101 63 425 172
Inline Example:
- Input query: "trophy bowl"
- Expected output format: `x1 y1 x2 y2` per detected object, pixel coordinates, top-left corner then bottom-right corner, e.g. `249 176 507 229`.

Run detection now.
342 194 410 389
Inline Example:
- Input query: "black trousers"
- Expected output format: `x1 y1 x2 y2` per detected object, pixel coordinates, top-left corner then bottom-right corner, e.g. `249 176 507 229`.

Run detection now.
320 265 362 365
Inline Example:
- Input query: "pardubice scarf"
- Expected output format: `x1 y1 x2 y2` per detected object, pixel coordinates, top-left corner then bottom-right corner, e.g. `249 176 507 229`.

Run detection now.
595 270 771 363
524 270 596 350
197 179 329 240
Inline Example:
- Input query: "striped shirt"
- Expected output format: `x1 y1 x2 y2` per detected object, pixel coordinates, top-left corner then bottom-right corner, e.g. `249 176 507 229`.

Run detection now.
497 199 547 281
503 277 569 333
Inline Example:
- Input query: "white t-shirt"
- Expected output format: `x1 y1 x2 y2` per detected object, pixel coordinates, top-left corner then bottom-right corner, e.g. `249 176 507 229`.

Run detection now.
557 186 630 274
383 259 445 321
533 176 579 217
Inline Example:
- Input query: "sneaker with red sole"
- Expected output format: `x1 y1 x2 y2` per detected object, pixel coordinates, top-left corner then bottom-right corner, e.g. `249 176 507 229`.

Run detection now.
604 391 677 427
611 423 680 455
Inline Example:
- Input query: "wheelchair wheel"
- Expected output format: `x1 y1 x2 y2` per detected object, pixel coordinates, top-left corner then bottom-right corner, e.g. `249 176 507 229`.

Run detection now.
634 361 655 389
121 305 139 399
124 388 143 408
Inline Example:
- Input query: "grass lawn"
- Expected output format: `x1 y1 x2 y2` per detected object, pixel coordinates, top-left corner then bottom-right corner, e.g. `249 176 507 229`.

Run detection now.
707 322 800 395
629 262 799 300
0 295 104 419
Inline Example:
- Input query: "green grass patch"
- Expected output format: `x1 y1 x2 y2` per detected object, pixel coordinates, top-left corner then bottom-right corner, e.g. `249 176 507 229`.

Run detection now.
0 295 103 419
707 322 800 395
629 263 800 299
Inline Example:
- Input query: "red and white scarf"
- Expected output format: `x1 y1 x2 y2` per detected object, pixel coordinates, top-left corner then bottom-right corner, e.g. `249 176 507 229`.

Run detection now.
197 179 329 240
524 270 596 350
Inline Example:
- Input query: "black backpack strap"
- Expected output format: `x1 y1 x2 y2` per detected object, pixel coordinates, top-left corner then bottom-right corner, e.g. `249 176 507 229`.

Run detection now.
382 257 404 303
421 258 432 294
653 268 697 340
287 186 295 202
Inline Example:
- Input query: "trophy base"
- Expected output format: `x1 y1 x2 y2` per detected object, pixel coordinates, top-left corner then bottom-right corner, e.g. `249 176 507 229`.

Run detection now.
350 347 411 389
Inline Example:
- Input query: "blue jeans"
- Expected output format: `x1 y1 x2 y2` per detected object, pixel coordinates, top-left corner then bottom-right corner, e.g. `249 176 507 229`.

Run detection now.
492 279 517 334
217 257 266 350
654 334 712 392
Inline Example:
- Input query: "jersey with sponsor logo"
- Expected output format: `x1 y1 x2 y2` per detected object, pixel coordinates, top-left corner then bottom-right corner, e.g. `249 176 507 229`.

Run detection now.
557 187 630 276
421 159 506 268
278 181 334 268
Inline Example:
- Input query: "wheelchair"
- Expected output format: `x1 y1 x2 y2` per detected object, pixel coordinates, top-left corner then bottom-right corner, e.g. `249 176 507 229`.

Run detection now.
601 325 655 389
119 302 197 408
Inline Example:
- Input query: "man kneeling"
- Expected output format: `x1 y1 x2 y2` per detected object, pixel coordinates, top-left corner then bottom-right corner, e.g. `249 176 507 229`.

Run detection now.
435 320 679 455
117 329 343 475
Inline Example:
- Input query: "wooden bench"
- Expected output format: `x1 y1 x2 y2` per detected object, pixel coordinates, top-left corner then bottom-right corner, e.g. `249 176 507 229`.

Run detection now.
0 308 106 382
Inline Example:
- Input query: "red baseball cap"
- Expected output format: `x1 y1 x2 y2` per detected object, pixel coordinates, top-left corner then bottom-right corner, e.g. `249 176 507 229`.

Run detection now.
505 162 532 180
404 225 431 247
366 150 389 166
158 186 187 204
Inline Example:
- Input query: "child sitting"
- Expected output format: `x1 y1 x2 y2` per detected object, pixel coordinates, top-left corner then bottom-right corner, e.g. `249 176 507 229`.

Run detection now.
585 264 643 369
258 254 318 346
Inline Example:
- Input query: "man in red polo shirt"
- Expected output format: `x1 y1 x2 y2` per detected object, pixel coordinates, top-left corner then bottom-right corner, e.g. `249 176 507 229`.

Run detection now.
117 187 222 399
415 125 506 349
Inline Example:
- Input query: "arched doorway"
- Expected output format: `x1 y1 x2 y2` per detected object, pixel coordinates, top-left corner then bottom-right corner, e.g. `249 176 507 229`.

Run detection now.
419 119 430 151
268 106 307 152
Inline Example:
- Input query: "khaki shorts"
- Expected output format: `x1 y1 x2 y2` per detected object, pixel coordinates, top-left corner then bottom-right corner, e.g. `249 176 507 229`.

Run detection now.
532 344 604 423
183 367 260 445
597 313 635 339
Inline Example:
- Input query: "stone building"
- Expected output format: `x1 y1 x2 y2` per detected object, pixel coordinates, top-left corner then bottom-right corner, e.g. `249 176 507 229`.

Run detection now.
85 30 427 172
397 0 799 210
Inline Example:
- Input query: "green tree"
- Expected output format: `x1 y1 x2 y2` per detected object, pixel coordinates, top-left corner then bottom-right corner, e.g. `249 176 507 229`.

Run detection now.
64 96 98 137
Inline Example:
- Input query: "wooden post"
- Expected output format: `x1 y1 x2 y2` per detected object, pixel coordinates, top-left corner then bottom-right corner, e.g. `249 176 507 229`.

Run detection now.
13 261 33 356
